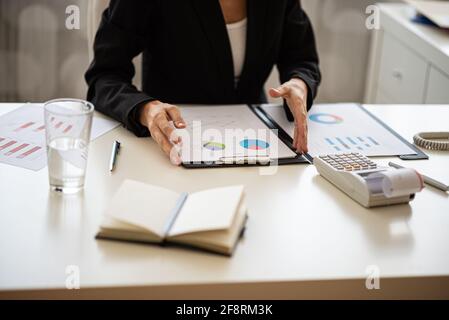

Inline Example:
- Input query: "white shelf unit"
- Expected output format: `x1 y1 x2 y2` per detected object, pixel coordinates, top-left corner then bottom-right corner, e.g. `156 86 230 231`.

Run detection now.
365 3 449 104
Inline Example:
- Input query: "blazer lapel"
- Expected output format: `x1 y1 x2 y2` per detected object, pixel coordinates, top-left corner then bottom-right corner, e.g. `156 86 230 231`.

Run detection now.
190 0 235 98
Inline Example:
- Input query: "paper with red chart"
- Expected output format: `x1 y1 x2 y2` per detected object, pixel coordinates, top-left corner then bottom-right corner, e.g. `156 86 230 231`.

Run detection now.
0 104 120 171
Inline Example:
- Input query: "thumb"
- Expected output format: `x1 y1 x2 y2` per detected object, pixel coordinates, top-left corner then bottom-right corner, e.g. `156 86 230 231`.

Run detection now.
269 86 289 98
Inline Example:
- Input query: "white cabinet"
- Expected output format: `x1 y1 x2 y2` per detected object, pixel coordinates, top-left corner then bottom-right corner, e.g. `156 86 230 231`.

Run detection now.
365 3 449 104
377 32 428 103
426 66 449 104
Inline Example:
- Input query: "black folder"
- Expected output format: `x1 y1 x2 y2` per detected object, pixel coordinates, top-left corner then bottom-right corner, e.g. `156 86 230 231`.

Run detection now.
182 104 427 169
182 104 310 169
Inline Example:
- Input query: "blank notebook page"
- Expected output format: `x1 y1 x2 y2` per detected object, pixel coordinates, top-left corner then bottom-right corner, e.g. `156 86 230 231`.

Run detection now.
106 180 181 237
168 185 244 237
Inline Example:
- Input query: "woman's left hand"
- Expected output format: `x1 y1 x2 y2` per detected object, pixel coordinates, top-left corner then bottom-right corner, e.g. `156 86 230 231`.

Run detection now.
269 78 309 154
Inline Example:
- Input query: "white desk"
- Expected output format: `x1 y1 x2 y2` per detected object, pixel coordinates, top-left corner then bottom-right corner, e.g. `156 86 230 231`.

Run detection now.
0 103 448 299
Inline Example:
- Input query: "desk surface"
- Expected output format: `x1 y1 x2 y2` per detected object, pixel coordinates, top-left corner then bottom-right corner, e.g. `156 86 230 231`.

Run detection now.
0 103 448 299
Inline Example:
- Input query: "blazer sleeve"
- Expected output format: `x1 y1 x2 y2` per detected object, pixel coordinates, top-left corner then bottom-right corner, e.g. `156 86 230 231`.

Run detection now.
277 0 321 121
85 0 154 137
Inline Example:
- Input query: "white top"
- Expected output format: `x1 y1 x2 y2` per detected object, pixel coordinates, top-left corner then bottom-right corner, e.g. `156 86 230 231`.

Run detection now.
226 18 247 84
1 103 449 299
379 3 449 74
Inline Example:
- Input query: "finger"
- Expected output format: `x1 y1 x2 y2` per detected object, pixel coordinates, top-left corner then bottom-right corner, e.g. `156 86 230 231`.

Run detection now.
300 113 309 153
303 130 309 153
293 122 300 152
288 100 307 153
169 144 182 166
293 122 298 151
166 105 186 128
269 85 291 99
155 112 181 144
296 122 308 153
296 119 308 153
149 125 168 154
151 126 181 165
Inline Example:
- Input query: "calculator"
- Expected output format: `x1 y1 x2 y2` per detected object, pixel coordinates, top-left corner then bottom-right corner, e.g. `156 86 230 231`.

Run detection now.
313 153 415 207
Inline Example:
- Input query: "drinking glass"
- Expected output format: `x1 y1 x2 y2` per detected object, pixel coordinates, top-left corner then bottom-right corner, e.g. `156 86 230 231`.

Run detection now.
44 99 94 193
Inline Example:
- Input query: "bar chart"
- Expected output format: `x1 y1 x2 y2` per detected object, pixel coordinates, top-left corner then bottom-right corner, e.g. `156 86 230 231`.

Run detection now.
261 103 417 157
0 104 120 170
325 136 381 153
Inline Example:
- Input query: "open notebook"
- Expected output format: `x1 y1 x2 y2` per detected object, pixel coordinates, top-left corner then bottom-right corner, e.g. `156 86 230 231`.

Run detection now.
96 180 248 256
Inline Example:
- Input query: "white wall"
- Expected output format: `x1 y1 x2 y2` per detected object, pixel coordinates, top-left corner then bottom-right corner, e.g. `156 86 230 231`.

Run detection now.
266 0 396 104
0 0 90 102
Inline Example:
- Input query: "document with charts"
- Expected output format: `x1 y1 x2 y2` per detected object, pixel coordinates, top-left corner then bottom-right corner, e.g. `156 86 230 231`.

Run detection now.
177 105 297 163
261 103 417 157
0 104 120 171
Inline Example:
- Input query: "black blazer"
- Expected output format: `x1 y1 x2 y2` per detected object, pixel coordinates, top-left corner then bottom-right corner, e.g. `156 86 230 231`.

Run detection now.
85 0 321 137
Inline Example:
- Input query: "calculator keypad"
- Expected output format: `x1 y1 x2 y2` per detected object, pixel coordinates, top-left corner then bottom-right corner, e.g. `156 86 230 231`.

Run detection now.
318 153 377 172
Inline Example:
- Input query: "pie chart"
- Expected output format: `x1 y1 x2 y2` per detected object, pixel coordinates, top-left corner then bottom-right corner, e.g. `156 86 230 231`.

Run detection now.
240 139 270 150
309 113 343 124
203 141 225 151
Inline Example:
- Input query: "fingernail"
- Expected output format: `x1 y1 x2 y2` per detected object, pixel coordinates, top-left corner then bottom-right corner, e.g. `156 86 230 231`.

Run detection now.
176 121 186 128
170 135 181 144
171 155 181 166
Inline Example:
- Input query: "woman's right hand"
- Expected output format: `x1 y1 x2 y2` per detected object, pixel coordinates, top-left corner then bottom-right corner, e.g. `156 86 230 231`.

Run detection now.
139 100 186 165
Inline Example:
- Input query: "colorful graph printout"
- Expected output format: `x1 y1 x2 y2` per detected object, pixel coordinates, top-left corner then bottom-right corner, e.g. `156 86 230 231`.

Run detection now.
240 139 270 150
0 104 120 170
203 142 225 151
261 103 417 157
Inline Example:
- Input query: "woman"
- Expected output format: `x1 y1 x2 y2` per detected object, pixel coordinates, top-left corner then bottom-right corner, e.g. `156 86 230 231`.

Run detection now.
85 0 321 165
